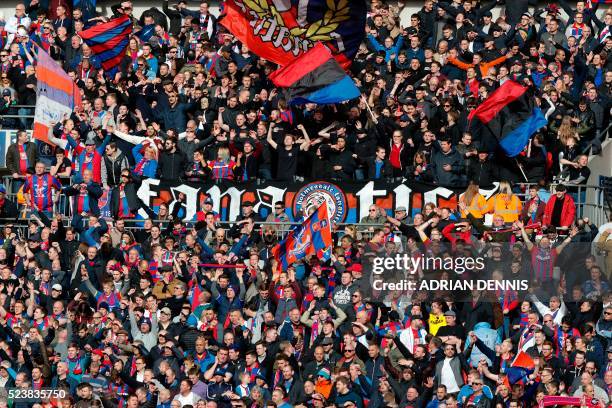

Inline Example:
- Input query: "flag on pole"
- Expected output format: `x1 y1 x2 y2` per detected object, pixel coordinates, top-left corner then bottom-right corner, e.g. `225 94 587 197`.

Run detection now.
33 47 82 144
272 201 333 269
220 0 367 69
468 81 547 157
79 14 132 77
269 43 360 105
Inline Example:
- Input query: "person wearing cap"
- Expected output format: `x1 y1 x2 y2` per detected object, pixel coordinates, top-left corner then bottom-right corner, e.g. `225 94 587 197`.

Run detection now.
437 309 466 345
128 300 159 351
542 184 576 230
64 128 111 184
206 366 233 401
236 200 262 223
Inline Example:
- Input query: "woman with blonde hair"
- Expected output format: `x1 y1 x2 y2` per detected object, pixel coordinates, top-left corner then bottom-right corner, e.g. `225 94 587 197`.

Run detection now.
483 180 522 223
208 146 237 181
459 181 487 219
132 144 158 178
555 115 580 146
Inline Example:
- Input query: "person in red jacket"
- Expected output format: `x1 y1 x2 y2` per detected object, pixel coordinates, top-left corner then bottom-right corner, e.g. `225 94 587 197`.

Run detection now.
542 185 576 230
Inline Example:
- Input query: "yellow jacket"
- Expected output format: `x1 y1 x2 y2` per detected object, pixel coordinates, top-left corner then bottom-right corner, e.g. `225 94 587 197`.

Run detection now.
460 194 488 219
484 194 523 223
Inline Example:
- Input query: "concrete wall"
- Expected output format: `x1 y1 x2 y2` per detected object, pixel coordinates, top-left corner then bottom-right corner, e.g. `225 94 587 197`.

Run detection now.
584 138 612 225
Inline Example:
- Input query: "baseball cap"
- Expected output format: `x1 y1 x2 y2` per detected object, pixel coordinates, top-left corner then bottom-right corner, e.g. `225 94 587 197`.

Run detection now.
2 89 11 97
321 337 334 346
160 307 172 315
345 263 362 273
52 283 63 292
204 197 213 205
399 114 409 122
444 310 456 317
395 206 407 212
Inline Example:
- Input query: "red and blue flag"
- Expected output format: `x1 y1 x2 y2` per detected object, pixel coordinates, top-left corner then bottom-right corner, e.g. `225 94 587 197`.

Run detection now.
272 201 333 269
269 43 360 105
79 15 132 77
468 81 547 157
504 350 535 386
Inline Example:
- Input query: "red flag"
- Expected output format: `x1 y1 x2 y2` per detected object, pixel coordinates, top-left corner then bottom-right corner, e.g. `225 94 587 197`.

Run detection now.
467 80 527 123
219 0 366 69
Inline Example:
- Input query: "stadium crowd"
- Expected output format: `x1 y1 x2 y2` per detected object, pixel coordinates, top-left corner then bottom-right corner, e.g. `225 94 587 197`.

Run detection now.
0 0 610 407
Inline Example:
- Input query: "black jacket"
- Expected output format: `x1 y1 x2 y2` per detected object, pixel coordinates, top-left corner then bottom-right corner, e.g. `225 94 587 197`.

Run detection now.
5 142 38 175
366 158 393 179
157 150 188 181
467 159 499 188
63 182 103 216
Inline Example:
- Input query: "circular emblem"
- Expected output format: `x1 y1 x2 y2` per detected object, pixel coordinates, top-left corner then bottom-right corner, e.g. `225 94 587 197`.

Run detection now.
293 182 346 224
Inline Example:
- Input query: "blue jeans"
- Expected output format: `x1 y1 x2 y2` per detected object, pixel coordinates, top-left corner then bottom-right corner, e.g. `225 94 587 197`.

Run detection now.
18 108 32 129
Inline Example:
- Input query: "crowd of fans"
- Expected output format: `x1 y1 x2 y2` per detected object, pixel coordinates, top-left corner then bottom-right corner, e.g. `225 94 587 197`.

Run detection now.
0 0 609 407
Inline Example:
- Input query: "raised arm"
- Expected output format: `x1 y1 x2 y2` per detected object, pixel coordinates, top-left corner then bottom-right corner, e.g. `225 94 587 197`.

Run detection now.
47 127 69 150
517 221 534 251
266 123 278 150
297 124 311 151
113 129 147 145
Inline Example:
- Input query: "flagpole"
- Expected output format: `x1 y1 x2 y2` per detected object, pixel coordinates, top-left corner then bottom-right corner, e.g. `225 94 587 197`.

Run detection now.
361 94 378 124
515 159 528 182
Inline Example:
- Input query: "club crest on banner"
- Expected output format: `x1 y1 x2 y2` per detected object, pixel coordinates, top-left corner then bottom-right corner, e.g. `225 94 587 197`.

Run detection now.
293 182 346 224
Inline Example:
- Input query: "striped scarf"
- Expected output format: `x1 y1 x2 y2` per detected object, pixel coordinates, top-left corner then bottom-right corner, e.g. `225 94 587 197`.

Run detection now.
519 312 530 330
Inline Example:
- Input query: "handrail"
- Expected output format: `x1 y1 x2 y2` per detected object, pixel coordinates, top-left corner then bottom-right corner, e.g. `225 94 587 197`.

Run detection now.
580 121 611 155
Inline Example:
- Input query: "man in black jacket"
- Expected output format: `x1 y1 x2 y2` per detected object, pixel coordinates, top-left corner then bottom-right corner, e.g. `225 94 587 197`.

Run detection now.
102 143 130 188
467 149 499 188
282 364 306 405
330 137 356 180
5 130 38 193
366 146 393 180
63 169 103 216
157 137 187 182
